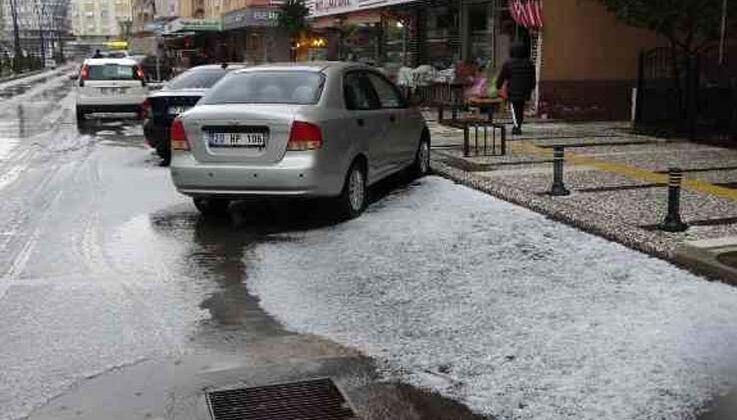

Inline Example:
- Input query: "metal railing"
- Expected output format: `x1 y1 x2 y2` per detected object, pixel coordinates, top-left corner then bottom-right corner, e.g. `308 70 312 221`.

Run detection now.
463 122 506 157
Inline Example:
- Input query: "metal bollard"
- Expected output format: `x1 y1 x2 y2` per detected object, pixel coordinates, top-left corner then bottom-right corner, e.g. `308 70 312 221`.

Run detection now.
463 122 470 157
658 168 689 232
549 146 570 196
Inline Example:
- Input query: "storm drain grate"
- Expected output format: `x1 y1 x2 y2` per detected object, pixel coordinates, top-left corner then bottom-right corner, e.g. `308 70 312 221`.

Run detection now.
207 378 358 420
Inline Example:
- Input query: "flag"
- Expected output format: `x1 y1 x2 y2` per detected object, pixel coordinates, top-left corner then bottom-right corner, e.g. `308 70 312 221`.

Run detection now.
510 0 543 29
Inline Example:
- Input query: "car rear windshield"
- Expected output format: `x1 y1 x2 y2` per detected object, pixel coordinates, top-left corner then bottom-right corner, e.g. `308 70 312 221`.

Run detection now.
166 69 227 90
201 71 324 105
87 64 136 80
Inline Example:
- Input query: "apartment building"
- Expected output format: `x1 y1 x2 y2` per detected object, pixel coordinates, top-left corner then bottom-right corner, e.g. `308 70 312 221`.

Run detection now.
155 0 179 17
178 0 205 18
71 0 132 40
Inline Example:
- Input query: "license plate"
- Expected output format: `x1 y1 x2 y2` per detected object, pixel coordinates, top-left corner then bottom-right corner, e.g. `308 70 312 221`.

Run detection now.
168 106 191 116
208 131 267 148
99 87 127 95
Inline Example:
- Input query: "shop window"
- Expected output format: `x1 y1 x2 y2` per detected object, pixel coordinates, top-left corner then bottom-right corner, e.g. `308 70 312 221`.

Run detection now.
425 6 460 69
384 19 409 67
466 2 492 68
342 24 380 65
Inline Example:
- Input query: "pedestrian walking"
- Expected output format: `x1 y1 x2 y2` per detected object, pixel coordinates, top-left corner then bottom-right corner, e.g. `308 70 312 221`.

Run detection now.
92 49 103 58
496 42 536 135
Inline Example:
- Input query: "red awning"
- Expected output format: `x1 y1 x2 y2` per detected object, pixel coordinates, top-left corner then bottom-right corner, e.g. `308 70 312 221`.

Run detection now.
510 0 543 29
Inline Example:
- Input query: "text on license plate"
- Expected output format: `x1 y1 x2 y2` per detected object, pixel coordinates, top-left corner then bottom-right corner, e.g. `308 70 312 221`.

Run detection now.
99 87 127 94
168 106 191 115
208 132 267 148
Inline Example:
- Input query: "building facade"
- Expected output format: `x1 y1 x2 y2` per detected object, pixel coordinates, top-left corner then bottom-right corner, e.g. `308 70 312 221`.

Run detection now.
155 0 179 17
204 0 223 19
71 0 132 40
307 0 666 120
178 0 206 18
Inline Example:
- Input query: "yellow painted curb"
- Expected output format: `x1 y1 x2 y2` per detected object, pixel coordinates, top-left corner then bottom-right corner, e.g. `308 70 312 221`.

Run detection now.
510 140 737 201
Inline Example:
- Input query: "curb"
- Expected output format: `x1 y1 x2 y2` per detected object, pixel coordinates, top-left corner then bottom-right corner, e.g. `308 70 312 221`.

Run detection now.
430 157 734 283
0 69 48 84
0 65 73 85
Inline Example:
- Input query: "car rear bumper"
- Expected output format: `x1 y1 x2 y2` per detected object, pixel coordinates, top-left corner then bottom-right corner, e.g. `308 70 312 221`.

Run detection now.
77 94 147 109
77 103 143 114
170 151 344 198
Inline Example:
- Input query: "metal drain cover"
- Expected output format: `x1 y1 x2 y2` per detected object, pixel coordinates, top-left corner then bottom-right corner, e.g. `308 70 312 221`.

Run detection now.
207 378 358 420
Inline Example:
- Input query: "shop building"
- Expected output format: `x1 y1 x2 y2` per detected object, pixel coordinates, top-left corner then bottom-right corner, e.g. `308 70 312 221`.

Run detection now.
221 4 290 63
308 0 666 120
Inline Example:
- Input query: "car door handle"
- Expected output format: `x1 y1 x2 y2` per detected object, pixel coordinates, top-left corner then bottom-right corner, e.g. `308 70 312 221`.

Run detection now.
357 118 365 127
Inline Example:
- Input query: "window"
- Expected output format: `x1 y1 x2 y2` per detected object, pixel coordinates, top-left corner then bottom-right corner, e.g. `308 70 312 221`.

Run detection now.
202 71 325 105
87 64 136 81
166 68 228 90
343 72 378 111
366 73 404 108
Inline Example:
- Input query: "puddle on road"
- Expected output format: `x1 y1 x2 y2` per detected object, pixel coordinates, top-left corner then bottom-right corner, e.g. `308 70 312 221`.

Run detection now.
75 199 488 420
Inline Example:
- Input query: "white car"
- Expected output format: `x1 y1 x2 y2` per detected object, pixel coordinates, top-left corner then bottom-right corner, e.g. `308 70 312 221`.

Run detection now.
75 58 148 124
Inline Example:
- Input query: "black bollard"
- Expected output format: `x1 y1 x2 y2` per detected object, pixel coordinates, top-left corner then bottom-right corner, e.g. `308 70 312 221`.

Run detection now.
549 146 570 196
463 122 470 157
658 168 688 232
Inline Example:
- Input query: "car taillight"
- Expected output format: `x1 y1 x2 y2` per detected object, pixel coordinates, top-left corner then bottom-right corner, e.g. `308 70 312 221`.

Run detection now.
79 65 89 87
170 118 190 151
136 66 147 86
287 121 323 151
141 98 151 120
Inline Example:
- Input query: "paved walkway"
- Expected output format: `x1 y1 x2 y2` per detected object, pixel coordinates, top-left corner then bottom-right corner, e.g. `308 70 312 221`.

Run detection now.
428 116 737 282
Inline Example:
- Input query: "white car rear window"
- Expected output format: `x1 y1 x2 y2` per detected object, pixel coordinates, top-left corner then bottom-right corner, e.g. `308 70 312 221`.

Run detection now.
201 71 324 105
88 64 136 81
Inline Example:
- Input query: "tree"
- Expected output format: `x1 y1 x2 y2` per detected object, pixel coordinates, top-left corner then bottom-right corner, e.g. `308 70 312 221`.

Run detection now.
278 0 310 61
595 0 736 58
8 0 22 73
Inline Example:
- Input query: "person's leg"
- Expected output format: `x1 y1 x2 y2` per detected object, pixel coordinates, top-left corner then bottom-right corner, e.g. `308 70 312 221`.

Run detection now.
510 101 524 134
509 101 520 133
513 101 525 134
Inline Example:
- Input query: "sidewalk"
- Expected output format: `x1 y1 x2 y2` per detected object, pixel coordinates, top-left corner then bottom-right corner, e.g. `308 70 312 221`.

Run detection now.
428 117 737 283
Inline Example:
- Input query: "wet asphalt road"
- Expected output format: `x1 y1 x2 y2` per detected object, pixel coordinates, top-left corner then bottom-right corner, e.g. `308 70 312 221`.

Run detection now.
0 72 484 420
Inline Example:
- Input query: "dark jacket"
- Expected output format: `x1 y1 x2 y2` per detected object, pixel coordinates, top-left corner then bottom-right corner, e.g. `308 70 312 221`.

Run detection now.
496 44 536 102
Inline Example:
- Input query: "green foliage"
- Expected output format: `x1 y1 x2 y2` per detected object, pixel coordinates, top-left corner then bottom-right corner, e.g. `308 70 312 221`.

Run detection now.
278 0 310 37
596 0 736 54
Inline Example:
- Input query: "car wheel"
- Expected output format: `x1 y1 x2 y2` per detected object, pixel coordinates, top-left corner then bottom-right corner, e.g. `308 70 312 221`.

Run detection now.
76 107 86 126
410 134 431 178
193 197 230 217
337 161 367 219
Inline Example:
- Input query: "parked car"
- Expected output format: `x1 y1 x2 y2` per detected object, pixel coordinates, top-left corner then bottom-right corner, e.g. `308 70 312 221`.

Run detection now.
143 63 247 165
169 62 431 219
75 57 148 125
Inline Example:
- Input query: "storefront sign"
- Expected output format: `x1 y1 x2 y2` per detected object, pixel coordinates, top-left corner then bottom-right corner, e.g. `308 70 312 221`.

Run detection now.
310 0 418 18
313 0 354 14
165 18 222 34
223 7 282 30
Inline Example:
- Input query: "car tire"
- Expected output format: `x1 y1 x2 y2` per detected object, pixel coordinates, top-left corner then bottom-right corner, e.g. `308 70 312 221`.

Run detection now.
76 107 86 126
337 160 367 220
410 133 431 178
193 197 230 217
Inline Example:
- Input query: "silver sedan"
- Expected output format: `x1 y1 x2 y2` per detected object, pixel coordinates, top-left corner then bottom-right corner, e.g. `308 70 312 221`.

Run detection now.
169 62 430 218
